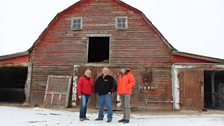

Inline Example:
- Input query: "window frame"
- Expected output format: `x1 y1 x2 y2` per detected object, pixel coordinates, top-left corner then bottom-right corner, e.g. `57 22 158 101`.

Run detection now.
116 16 128 29
71 17 83 30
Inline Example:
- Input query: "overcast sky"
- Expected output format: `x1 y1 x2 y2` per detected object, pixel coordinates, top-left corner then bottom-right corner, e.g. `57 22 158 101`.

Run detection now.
0 0 224 59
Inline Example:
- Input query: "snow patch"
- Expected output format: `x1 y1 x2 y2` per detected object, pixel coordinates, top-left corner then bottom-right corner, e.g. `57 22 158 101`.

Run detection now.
0 106 223 126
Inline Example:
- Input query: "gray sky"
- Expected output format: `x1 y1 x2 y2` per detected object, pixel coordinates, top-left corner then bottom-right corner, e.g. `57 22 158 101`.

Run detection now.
0 0 224 59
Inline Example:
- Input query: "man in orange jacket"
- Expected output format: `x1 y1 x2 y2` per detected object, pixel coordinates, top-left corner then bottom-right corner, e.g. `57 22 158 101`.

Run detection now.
117 65 136 124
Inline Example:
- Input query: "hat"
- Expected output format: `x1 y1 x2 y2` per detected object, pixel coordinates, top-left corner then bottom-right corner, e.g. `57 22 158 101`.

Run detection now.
119 65 126 69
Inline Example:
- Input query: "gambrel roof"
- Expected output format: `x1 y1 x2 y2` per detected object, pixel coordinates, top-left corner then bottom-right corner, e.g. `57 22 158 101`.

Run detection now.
29 0 176 52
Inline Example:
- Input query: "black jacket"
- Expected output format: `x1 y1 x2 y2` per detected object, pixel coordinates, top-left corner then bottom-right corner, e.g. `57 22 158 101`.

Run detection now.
94 74 117 95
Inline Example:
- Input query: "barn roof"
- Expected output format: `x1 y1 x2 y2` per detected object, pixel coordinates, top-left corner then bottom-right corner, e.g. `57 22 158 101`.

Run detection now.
0 51 29 61
113 0 176 50
172 51 224 64
0 51 29 66
29 0 176 52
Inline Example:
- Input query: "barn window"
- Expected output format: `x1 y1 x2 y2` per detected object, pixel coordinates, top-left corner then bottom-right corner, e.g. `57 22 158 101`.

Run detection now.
88 37 110 63
71 17 82 30
116 16 128 29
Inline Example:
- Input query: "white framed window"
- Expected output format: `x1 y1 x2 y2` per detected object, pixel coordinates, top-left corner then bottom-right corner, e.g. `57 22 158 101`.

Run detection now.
116 16 128 29
71 17 82 30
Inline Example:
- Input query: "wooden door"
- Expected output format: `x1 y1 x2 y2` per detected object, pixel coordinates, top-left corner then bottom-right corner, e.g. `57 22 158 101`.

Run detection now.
178 69 204 110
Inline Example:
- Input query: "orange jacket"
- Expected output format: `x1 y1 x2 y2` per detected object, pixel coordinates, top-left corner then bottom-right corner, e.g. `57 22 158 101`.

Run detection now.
117 68 136 95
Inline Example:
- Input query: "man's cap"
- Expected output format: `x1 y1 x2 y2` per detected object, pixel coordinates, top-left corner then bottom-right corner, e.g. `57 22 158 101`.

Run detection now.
119 65 126 69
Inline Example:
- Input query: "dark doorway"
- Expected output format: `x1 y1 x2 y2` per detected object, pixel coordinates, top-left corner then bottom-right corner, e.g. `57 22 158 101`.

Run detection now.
204 70 224 109
0 67 27 103
88 37 109 63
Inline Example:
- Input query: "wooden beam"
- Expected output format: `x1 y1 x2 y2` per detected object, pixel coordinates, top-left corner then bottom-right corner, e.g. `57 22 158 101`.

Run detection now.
24 62 32 103
72 65 80 107
211 72 216 107
0 63 28 67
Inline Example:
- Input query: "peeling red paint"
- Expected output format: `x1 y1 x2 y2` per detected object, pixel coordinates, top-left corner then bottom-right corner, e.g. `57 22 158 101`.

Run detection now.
0 55 29 63
173 55 214 63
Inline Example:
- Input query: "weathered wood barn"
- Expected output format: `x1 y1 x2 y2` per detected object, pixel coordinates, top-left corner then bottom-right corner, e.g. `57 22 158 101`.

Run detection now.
1 0 224 110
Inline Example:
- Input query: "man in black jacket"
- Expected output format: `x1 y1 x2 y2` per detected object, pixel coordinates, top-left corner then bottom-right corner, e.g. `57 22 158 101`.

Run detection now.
94 67 116 122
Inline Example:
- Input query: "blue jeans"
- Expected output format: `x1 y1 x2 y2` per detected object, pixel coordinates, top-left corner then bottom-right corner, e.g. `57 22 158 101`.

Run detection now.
79 94 90 119
97 93 113 119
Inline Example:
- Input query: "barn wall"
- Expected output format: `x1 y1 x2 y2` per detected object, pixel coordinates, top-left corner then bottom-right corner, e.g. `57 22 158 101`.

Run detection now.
30 0 172 110
30 65 73 104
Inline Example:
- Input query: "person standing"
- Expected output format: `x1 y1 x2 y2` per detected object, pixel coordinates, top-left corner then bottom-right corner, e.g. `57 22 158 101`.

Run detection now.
77 69 94 121
94 67 117 122
117 65 136 124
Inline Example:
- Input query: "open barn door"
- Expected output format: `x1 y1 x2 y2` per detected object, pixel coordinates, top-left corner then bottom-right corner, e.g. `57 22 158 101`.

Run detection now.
204 70 224 109
0 66 27 103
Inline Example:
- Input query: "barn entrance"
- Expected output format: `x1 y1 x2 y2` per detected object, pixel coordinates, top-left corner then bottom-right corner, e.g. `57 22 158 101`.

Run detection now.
204 70 224 109
0 67 27 103
88 37 110 63
172 64 224 110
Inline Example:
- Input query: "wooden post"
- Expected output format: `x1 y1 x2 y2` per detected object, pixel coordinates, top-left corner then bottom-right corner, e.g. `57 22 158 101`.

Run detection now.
24 62 32 104
72 65 80 107
211 72 216 107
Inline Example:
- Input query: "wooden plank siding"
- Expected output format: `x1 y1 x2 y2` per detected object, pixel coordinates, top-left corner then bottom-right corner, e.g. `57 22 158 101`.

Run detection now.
30 65 73 104
30 0 173 110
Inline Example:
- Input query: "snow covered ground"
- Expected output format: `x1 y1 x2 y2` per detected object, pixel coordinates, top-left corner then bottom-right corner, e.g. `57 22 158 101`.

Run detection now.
0 106 223 126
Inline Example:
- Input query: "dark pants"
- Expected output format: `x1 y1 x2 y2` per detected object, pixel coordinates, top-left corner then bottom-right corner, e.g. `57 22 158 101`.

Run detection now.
79 94 90 119
97 93 113 119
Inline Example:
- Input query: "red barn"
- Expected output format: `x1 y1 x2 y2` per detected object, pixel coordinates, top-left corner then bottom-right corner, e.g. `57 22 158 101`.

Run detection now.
1 0 224 110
